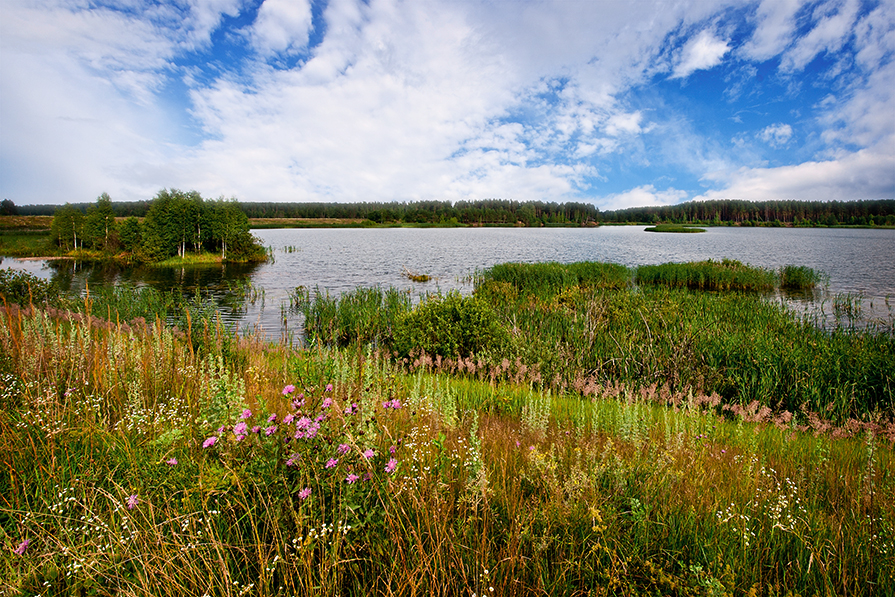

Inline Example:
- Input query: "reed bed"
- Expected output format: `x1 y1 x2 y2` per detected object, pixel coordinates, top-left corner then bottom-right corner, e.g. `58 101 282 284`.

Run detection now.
634 260 777 292
0 307 892 596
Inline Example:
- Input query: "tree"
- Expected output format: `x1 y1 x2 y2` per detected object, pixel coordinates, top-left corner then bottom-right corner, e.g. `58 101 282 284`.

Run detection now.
0 199 18 216
50 204 84 250
118 217 142 254
83 192 117 250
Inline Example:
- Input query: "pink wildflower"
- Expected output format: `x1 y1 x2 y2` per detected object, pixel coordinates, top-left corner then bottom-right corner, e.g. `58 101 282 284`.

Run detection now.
203 436 218 448
385 458 397 473
389 445 397 455
165 457 178 466
283 413 295 425
286 453 300 467
325 383 333 392
251 425 261 434
325 458 338 469
233 421 248 437
321 397 333 409
265 425 277 436
362 448 374 460
338 443 351 455
127 494 139 510
240 408 252 419
267 413 278 423
13 539 29 556
282 384 295 396
346 473 359 484
298 487 311 500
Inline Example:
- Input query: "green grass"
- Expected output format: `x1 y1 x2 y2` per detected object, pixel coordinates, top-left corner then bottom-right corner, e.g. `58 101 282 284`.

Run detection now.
635 259 778 291
0 308 892 595
0 230 55 258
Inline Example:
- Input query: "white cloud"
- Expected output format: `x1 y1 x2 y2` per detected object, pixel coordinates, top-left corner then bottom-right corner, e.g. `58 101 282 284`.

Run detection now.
600 185 689 211
696 148 895 202
250 0 313 55
780 0 861 73
671 30 730 79
758 123 793 147
740 0 802 62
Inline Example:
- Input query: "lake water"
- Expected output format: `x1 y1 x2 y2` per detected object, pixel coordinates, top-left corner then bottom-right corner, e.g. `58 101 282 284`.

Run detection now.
4 226 894 339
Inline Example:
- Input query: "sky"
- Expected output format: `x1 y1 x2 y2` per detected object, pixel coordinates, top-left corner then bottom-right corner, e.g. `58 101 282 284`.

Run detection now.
1 0 893 210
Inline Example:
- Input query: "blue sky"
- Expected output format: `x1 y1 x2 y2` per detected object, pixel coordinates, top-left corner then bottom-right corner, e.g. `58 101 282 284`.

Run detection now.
1 0 893 210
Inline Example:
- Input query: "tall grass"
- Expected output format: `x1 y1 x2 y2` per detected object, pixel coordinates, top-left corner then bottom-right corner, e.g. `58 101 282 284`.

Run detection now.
0 307 892 595
635 259 778 291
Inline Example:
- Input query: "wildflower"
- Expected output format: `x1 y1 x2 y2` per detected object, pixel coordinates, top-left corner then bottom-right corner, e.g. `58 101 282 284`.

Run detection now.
286 454 300 467
325 383 333 392
385 458 397 474
282 384 295 396
346 473 359 484
362 448 374 460
283 413 295 425
338 443 351 455
267 413 278 423
321 397 333 409
383 399 402 409
203 436 218 448
344 402 358 414
240 408 252 419
325 458 339 469
165 457 178 466
13 539 29 556
233 421 248 440
127 494 139 510
265 425 277 436
363 472 372 481
251 425 261 434
292 398 305 409
389 445 397 455
217 426 226 434
298 487 311 500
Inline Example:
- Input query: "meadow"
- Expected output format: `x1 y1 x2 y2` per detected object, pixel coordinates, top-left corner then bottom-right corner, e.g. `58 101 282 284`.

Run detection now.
0 262 893 596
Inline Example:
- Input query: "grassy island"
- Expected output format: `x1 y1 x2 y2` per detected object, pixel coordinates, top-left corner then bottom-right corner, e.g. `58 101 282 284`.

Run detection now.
0 261 892 596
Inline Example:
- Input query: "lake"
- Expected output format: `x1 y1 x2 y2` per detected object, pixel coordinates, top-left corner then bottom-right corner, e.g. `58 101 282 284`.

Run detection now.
4 226 894 339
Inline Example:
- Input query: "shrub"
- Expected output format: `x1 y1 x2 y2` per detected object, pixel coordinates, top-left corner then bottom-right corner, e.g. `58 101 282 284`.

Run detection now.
393 291 508 358
0 269 56 305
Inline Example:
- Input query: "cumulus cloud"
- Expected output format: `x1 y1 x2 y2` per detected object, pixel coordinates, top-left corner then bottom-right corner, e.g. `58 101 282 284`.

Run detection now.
600 185 689 211
250 0 313 55
758 123 793 147
671 30 730 79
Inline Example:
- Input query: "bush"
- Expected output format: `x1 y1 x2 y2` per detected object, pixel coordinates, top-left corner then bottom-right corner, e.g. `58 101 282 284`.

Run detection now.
393 291 508 358
0 269 56 305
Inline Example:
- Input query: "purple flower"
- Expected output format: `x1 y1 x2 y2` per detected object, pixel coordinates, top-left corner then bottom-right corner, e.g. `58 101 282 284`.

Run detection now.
240 408 252 420
321 397 333 409
165 457 178 466
251 425 261 434
282 384 295 396
385 458 397 474
362 448 374 460
203 436 218 448
338 443 351 455
325 458 339 469
344 402 358 415
283 413 295 425
389 445 397 455
267 413 278 423
295 416 311 429
233 421 248 437
325 383 333 392
363 472 372 481
286 453 300 467
383 399 402 409
217 426 226 434
346 473 359 484
265 425 277 436
298 487 311 500
13 539 29 556
292 398 305 409
127 494 139 510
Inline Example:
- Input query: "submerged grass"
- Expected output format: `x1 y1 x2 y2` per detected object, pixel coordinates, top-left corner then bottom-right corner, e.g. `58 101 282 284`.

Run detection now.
0 306 892 595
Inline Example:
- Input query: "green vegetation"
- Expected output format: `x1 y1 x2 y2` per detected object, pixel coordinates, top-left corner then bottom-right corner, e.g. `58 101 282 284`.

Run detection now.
1 302 892 595
297 261 890 423
45 190 267 264
635 259 778 291
644 224 706 233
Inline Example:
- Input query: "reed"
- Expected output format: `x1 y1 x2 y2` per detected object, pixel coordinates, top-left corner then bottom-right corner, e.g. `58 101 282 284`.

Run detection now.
635 259 777 291
0 308 891 595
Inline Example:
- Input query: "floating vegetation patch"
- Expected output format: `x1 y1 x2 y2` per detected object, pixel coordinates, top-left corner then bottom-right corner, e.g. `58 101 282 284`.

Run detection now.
644 224 706 233
402 267 432 283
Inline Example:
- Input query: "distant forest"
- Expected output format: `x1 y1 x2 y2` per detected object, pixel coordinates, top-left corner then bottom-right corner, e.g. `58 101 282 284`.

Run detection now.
10 197 895 227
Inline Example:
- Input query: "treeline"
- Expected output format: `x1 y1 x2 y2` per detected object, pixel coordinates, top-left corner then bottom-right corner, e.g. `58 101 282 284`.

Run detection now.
238 199 601 226
601 199 895 226
12 197 895 227
50 190 266 263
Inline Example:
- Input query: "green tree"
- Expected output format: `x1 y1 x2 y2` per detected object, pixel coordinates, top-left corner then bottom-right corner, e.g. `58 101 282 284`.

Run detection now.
0 199 18 216
118 217 142 254
50 204 84 250
141 189 203 260
83 192 117 250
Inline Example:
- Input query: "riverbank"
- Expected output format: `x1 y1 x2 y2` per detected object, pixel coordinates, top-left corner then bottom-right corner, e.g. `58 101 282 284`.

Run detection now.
0 301 891 595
